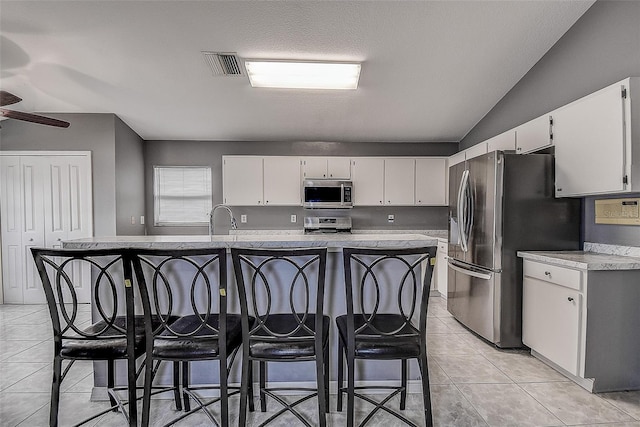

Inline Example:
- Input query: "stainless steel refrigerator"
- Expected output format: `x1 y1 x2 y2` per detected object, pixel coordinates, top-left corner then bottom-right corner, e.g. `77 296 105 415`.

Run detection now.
447 151 581 348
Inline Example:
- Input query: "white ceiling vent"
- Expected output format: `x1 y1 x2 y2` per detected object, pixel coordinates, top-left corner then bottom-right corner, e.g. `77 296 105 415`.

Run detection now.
202 52 244 76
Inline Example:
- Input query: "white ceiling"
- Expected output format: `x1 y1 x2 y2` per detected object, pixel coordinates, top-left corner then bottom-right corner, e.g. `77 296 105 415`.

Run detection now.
0 1 594 142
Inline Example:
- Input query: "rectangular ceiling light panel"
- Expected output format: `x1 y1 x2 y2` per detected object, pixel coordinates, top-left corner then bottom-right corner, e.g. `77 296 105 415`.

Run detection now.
245 61 361 90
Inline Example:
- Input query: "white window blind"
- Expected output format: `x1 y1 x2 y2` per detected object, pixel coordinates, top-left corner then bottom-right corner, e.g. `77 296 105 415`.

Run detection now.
154 166 212 225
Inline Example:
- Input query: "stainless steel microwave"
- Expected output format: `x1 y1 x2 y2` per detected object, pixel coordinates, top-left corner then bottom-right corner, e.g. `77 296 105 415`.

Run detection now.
303 180 353 209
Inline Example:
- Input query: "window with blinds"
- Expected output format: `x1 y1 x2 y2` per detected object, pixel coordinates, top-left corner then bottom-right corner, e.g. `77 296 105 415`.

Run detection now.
153 166 212 226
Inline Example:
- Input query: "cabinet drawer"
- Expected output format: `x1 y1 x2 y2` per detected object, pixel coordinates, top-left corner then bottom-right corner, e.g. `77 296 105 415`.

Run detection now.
523 260 582 291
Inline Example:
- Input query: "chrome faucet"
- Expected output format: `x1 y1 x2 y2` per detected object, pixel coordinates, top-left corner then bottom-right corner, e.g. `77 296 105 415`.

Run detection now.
209 204 237 237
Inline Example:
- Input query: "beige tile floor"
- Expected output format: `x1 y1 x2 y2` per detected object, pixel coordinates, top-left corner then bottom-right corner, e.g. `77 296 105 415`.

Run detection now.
1 297 640 426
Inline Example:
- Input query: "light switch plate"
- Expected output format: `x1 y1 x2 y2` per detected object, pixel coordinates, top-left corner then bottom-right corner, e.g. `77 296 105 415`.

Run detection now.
595 198 640 225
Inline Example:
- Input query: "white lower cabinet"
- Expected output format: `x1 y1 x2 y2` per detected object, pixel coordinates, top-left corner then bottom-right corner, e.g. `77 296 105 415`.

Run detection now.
522 258 640 392
523 271 582 375
432 239 448 298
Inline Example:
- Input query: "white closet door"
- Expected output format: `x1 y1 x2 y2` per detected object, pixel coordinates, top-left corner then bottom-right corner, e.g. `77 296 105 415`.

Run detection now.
1 156 25 303
1 152 93 304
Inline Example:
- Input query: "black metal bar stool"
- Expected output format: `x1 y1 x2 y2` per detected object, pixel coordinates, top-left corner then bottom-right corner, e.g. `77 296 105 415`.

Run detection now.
129 247 243 427
31 248 142 427
337 246 437 427
231 247 329 427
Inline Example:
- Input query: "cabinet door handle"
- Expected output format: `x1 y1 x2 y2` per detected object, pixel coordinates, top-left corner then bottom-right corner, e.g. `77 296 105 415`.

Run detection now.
29 238 34 242
544 271 551 276
567 297 574 302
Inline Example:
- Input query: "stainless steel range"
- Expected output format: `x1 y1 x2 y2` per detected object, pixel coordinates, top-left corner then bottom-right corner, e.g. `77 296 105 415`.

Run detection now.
303 216 352 234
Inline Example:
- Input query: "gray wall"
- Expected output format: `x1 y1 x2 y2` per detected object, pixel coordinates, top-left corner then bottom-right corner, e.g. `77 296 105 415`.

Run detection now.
0 113 117 236
460 1 640 149
144 140 457 235
114 116 146 235
0 113 146 237
460 0 640 246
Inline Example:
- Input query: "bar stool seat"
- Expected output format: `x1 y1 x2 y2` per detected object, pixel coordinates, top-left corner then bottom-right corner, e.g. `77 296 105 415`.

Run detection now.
335 314 420 359
153 314 244 359
250 314 330 359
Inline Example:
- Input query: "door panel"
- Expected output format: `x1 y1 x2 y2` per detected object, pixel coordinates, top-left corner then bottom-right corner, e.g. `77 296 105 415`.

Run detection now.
447 261 496 343
1 157 24 303
448 162 466 263
466 152 498 270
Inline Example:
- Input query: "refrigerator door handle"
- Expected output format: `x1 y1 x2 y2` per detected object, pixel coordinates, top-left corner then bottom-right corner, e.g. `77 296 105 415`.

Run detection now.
448 259 492 280
458 169 470 252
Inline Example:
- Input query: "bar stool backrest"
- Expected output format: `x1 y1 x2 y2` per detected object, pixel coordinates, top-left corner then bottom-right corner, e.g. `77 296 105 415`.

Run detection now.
231 247 327 340
342 246 437 337
31 248 133 344
129 248 228 341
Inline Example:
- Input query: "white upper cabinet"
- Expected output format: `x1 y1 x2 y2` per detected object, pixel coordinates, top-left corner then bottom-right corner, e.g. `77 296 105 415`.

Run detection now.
415 158 447 205
448 151 466 167
263 157 301 205
223 156 302 206
302 157 351 179
351 158 385 206
515 114 553 154
384 158 415 205
223 156 264 205
486 130 516 152
464 142 488 160
554 78 636 197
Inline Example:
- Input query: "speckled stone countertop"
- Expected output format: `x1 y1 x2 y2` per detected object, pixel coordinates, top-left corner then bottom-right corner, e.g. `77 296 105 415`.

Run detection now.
229 229 448 239
518 247 640 271
63 233 439 250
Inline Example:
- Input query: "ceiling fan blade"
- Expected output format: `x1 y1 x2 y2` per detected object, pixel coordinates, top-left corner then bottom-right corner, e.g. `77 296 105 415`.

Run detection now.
0 91 22 107
0 109 70 128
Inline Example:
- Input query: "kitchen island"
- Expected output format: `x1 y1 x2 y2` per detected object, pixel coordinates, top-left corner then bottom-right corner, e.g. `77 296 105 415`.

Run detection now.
64 232 441 398
63 231 441 250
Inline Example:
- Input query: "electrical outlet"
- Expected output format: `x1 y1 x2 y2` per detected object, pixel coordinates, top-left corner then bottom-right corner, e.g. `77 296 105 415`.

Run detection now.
291 214 297 223
241 214 247 223
131 216 136 225
388 214 395 223
140 215 145 225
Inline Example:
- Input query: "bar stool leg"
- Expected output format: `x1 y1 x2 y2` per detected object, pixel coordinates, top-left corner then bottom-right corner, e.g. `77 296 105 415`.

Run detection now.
239 350 250 427
324 343 330 413
50 356 63 427
337 339 344 412
259 361 267 411
400 359 408 410
418 354 433 427
107 359 117 411
247 361 255 412
316 341 327 427
347 355 356 427
182 362 191 412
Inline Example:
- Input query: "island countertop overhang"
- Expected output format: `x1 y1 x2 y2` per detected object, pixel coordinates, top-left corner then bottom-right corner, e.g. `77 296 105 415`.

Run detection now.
62 233 439 250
